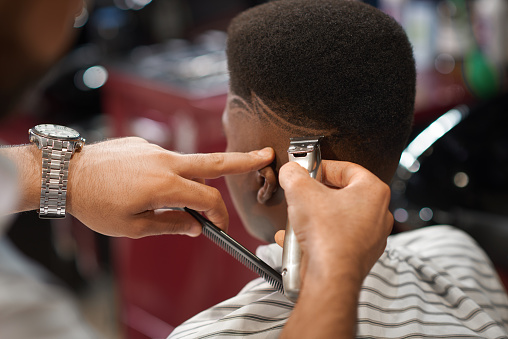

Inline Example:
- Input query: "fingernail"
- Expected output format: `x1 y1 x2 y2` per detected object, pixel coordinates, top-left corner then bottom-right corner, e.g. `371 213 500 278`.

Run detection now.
257 147 272 157
186 223 202 237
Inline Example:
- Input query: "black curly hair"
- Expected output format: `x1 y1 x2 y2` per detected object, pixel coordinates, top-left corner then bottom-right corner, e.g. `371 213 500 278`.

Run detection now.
226 0 416 177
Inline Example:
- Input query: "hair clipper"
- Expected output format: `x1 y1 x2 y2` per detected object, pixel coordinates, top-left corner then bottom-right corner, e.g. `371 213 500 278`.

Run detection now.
282 136 323 302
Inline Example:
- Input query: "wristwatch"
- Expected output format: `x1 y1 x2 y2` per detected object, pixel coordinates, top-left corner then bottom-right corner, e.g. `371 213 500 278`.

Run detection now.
28 124 85 219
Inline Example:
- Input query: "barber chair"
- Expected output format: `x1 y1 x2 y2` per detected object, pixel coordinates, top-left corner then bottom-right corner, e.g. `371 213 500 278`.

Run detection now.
390 93 508 287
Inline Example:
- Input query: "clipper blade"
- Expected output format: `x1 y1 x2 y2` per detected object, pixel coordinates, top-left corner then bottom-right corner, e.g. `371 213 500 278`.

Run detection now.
282 135 324 302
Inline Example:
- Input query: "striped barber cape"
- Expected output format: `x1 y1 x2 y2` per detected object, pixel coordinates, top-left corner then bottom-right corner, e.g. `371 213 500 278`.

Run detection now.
167 226 508 338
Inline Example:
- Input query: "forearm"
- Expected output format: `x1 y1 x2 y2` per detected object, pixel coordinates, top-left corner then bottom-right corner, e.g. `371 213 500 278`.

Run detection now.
281 263 363 338
0 143 41 213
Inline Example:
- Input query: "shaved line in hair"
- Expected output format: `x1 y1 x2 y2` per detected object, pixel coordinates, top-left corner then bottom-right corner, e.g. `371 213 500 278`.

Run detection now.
228 93 337 138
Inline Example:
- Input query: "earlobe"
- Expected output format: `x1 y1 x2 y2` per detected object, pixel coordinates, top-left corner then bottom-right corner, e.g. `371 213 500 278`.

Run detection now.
256 166 278 204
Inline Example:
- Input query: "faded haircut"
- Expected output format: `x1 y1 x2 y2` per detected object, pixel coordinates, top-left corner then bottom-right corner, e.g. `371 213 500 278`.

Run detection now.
226 0 416 177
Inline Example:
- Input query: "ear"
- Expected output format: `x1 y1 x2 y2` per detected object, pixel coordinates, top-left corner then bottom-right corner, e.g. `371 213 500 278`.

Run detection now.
256 166 278 204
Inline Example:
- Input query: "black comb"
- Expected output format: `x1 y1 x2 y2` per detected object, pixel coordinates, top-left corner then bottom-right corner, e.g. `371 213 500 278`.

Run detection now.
184 207 284 294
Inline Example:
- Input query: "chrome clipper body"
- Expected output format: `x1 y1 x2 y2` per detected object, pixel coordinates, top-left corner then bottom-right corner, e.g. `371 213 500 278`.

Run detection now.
282 136 323 302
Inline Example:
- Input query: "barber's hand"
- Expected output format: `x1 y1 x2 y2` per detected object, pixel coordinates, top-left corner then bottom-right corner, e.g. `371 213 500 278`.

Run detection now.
275 160 393 282
277 161 393 338
67 137 274 238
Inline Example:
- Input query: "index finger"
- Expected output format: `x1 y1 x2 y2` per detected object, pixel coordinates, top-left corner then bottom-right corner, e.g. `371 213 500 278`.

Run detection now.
178 147 275 179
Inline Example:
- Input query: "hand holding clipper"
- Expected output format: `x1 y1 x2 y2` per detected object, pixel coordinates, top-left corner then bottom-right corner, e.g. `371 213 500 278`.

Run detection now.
282 136 323 302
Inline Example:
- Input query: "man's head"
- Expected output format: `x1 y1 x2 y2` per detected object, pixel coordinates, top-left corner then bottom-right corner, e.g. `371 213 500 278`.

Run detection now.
223 0 416 242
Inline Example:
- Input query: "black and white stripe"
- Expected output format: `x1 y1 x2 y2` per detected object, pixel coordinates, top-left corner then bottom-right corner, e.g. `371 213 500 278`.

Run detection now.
168 226 508 338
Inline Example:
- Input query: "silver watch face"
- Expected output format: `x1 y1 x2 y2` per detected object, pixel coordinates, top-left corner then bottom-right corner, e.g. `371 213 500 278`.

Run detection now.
34 124 80 139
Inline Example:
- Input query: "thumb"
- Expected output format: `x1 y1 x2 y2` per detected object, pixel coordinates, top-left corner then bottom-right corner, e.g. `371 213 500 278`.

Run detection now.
279 162 314 191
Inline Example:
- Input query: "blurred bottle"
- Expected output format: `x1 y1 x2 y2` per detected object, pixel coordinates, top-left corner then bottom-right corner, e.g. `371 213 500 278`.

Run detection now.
468 0 508 96
472 0 508 68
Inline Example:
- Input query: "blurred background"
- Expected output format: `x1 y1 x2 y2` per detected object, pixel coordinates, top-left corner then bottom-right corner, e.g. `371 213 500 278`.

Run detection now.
0 0 507 338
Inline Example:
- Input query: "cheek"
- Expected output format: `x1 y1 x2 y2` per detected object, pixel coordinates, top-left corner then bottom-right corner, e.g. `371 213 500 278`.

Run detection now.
225 172 258 226
225 173 257 209
225 172 289 243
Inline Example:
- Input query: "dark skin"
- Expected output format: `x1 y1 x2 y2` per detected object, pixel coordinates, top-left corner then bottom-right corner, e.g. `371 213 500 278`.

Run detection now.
222 91 394 337
223 92 290 241
223 91 395 242
276 161 393 338
1 2 396 336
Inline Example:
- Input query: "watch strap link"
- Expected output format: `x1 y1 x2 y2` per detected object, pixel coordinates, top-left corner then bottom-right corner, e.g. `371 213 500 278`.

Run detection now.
39 138 73 219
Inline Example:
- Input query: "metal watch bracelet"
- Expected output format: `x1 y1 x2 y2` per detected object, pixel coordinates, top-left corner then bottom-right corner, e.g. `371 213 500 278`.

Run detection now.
39 138 74 218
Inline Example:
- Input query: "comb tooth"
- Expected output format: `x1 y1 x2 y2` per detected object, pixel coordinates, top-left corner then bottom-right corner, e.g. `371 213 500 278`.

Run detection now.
186 207 284 293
